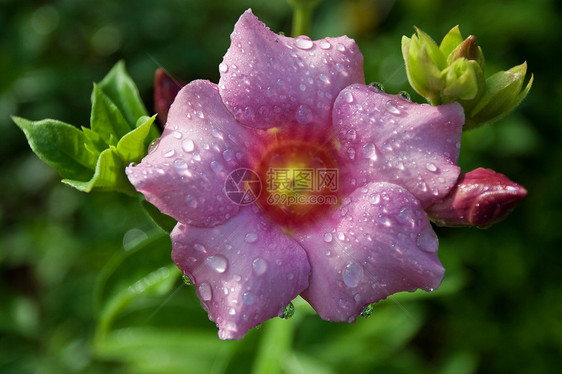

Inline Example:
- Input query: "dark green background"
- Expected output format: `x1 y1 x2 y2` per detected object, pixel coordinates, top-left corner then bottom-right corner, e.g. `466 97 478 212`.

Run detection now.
1 0 560 373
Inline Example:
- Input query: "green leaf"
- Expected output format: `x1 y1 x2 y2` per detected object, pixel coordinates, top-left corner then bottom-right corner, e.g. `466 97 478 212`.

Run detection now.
12 116 97 181
440 25 464 57
62 146 135 195
116 115 158 163
98 61 149 127
82 125 108 155
141 198 177 233
91 84 133 145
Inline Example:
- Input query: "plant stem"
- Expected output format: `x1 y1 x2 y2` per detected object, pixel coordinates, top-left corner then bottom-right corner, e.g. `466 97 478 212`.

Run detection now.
288 0 322 37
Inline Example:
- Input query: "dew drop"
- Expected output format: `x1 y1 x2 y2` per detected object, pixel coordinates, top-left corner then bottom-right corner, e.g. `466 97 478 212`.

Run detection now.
397 206 414 223
369 193 381 205
245 232 258 243
319 39 331 49
185 194 198 208
193 243 206 253
211 128 224 139
343 263 363 288
360 304 374 318
198 282 212 301
417 229 438 253
181 274 192 286
368 82 384 92
425 162 438 173
362 143 377 161
295 37 313 50
163 149 175 158
343 91 354 103
347 147 356 160
319 73 331 85
295 104 313 124
210 160 223 174
417 181 428 192
182 139 195 153
173 158 188 173
299 83 306 92
336 43 346 52
148 138 160 154
205 255 228 273
323 232 333 243
337 231 346 241
252 257 267 276
219 62 228 73
385 100 401 115
242 291 255 305
280 302 295 319
222 149 234 162
398 91 411 101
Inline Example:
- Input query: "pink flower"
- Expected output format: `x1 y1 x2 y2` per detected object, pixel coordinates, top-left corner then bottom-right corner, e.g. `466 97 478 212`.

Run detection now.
126 9 465 339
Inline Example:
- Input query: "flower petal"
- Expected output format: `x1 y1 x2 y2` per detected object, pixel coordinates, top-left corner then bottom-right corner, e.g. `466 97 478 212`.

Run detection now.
171 207 310 340
333 84 464 207
297 182 444 322
126 80 255 227
219 9 364 131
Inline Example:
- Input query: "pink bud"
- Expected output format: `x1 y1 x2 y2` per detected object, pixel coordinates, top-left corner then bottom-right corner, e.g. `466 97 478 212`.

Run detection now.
427 168 527 228
154 69 186 126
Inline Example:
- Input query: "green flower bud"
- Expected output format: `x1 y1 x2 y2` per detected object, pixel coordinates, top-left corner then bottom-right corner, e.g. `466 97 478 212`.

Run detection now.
402 26 532 130
467 62 533 130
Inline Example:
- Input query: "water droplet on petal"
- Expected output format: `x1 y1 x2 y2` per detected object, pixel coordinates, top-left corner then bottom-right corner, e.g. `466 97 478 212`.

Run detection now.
369 193 381 205
343 263 363 288
425 162 438 173
280 302 295 319
417 181 428 192
360 304 374 318
163 149 175 158
182 139 195 153
210 160 223 174
198 282 212 301
245 232 258 243
219 62 228 73
295 104 313 124
319 40 331 49
222 149 234 162
397 206 414 223
368 82 384 92
417 229 438 253
148 138 160 154
185 194 198 208
194 243 206 253
252 257 267 276
181 274 192 286
323 232 333 242
362 143 377 161
295 37 313 50
242 291 255 305
343 91 354 103
205 255 228 273
319 74 331 85
336 43 346 52
173 158 188 174
385 100 401 115
398 91 411 101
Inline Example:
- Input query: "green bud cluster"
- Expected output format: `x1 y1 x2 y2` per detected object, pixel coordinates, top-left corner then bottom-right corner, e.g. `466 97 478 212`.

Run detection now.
402 26 533 130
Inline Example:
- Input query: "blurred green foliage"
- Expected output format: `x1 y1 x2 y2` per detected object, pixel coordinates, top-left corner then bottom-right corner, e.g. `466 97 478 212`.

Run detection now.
1 0 561 373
